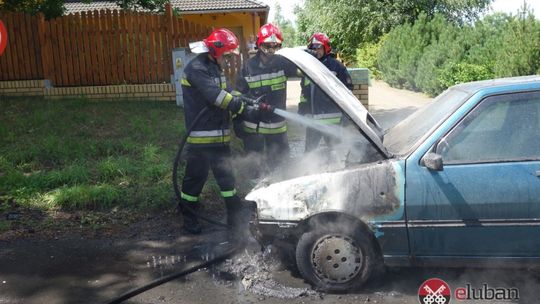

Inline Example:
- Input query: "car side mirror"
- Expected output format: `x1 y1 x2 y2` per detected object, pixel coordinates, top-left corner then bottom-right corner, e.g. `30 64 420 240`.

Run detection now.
423 152 443 171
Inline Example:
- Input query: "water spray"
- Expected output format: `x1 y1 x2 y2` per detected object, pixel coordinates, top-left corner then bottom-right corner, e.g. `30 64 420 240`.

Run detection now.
273 108 360 143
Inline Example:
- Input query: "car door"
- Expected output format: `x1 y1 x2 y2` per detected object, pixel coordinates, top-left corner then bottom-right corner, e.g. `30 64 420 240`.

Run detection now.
406 91 540 257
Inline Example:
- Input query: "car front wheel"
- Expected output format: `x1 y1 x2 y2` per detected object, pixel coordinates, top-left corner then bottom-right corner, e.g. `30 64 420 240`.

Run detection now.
295 224 379 292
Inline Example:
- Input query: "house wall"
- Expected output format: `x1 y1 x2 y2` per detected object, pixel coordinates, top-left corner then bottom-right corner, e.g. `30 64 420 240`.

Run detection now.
181 12 263 51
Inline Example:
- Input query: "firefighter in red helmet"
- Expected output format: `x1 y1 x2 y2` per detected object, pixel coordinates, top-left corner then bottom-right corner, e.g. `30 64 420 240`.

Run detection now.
299 32 353 152
235 23 298 177
179 28 260 234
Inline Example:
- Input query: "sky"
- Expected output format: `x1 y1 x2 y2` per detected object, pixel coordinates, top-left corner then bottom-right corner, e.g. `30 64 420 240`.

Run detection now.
264 0 540 24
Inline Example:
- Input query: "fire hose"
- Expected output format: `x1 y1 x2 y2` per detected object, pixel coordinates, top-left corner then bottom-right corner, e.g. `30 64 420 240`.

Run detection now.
104 96 272 304
105 241 238 304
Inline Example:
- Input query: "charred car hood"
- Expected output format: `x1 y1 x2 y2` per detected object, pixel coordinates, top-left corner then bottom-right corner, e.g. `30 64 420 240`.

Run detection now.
278 48 390 158
246 160 403 222
246 49 400 222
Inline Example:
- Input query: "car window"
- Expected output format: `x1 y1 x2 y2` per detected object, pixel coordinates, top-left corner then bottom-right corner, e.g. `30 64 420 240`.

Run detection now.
384 88 469 156
438 91 540 164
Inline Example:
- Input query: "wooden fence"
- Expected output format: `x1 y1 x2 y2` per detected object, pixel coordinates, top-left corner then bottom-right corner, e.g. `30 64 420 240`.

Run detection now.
0 5 238 87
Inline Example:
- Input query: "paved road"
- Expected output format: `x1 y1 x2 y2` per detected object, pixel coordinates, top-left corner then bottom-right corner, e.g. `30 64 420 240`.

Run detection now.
367 80 432 129
2 83 537 304
286 79 432 130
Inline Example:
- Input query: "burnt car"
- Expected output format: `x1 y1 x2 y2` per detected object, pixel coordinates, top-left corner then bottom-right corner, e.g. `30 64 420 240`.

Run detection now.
246 48 540 292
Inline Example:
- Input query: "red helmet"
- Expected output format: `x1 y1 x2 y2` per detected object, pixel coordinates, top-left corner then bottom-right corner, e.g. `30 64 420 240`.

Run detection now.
0 20 7 56
203 28 240 59
256 23 283 47
308 32 331 55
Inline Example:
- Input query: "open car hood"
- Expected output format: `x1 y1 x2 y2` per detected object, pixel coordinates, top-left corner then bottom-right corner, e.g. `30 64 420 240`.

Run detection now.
278 48 390 158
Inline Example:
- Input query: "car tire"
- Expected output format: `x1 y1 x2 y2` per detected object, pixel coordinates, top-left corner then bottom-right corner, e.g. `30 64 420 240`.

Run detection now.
295 223 379 292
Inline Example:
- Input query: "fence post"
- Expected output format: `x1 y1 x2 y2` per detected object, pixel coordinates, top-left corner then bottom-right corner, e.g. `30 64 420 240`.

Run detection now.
36 13 50 82
165 3 173 82
165 3 173 44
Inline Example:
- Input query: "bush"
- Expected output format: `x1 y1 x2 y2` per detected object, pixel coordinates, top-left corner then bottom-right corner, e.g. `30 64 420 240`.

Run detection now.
355 36 386 79
414 17 465 96
377 8 540 96
493 13 540 77
438 62 494 88
378 14 434 90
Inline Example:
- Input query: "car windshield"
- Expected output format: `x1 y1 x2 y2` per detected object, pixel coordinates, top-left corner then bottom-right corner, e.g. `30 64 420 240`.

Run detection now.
383 88 470 156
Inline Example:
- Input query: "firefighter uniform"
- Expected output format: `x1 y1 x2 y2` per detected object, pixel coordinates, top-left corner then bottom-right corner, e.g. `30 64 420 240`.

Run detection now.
180 53 245 232
298 55 353 152
235 52 298 169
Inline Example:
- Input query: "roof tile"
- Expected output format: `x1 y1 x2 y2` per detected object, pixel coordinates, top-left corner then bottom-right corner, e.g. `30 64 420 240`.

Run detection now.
65 0 269 14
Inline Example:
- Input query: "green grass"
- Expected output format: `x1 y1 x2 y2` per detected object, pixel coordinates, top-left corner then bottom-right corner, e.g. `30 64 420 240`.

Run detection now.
0 97 191 212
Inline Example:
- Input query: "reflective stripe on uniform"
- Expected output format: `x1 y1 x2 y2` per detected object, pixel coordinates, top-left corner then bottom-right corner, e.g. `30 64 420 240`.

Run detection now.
181 78 191 86
187 129 231 144
308 113 342 125
317 117 341 124
245 71 287 89
243 120 287 134
214 90 233 109
237 101 244 114
220 189 237 198
181 192 199 202
187 135 231 144
271 83 286 91
312 113 343 120
215 77 227 89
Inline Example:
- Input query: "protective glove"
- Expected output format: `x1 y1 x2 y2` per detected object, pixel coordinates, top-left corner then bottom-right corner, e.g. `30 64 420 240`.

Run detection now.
241 105 261 122
258 102 274 113
227 96 245 115
298 101 310 115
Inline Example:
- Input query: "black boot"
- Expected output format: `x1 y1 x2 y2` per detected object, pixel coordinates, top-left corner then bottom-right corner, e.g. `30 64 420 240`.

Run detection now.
225 196 252 239
179 199 202 234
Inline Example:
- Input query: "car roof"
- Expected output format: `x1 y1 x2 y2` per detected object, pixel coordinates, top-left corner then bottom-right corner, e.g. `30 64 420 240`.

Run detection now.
453 75 540 94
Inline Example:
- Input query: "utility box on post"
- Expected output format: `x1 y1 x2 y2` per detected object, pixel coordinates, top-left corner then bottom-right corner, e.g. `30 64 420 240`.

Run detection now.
172 48 196 107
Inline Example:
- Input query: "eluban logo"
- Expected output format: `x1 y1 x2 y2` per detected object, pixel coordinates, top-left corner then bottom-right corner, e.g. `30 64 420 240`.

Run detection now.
454 284 519 301
418 278 451 304
0 20 7 56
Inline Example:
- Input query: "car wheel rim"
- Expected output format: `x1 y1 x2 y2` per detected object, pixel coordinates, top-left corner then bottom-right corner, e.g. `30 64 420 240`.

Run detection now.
310 234 363 284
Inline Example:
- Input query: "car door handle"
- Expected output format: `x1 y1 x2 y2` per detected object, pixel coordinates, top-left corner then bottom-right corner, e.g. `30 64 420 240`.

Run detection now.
536 171 540 177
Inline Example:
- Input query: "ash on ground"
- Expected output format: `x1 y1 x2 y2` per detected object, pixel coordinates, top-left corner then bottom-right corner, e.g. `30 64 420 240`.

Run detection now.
217 246 319 299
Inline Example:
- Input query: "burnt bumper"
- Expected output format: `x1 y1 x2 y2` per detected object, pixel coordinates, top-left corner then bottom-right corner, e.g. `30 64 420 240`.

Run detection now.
249 218 301 246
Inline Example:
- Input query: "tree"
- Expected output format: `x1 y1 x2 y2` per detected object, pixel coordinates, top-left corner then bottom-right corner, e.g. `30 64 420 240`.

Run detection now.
272 3 301 47
493 7 540 77
296 0 494 62
0 0 65 19
0 0 169 19
115 0 169 12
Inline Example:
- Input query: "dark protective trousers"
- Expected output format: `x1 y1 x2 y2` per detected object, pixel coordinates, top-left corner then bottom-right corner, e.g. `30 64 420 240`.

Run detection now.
181 145 235 201
243 132 290 170
305 128 341 152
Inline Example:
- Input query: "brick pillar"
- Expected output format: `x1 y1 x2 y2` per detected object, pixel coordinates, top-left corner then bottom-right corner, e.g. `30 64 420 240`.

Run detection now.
347 68 369 107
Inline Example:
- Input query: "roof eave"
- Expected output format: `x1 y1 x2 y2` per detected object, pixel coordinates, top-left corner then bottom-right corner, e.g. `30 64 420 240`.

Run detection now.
179 8 269 15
